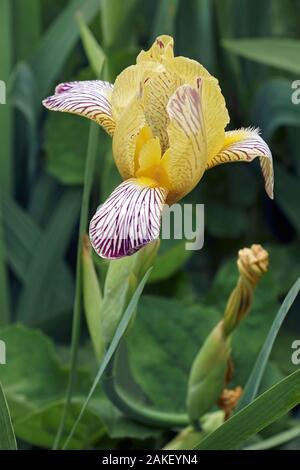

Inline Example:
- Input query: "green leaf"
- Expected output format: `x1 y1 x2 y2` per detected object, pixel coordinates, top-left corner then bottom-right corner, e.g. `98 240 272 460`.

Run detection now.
53 121 100 449
2 190 75 323
253 79 300 139
77 12 106 77
63 268 152 449
14 0 41 61
82 237 104 361
14 399 105 450
151 0 179 40
236 276 300 411
150 240 192 283
30 0 101 103
0 382 17 450
127 271 278 412
274 164 300 236
244 425 300 450
194 370 300 450
16 188 81 324
0 0 13 323
101 0 137 49
45 112 90 185
222 38 300 75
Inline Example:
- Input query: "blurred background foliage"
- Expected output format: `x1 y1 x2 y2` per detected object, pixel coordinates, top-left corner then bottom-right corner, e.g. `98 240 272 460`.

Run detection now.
0 0 300 450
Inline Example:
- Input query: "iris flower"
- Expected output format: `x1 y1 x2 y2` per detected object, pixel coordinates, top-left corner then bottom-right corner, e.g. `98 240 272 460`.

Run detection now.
43 35 273 259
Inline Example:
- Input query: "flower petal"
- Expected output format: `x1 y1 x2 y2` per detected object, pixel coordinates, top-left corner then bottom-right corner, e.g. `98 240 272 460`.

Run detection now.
206 128 274 199
137 35 174 63
43 80 115 135
113 99 146 179
89 178 168 259
163 83 207 202
142 71 182 152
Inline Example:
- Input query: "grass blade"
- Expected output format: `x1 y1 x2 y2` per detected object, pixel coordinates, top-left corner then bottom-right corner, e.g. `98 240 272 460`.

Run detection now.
194 370 300 450
16 188 81 324
30 0 100 104
63 268 152 449
0 381 17 450
222 38 300 75
0 0 13 323
53 121 100 450
244 426 300 450
236 276 300 412
77 13 105 77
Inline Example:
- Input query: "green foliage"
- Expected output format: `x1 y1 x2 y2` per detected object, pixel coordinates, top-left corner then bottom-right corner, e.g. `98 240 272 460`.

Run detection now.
1 0 300 452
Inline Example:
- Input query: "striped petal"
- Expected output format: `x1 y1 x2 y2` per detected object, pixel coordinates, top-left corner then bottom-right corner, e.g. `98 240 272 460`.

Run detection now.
43 80 115 135
206 128 274 199
89 179 168 259
162 83 207 203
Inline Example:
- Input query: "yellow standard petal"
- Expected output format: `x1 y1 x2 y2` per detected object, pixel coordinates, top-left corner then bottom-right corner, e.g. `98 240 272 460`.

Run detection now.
137 35 174 63
162 83 207 203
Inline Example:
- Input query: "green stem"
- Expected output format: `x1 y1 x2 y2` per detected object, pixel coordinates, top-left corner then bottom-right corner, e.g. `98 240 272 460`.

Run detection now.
53 122 99 450
102 351 190 429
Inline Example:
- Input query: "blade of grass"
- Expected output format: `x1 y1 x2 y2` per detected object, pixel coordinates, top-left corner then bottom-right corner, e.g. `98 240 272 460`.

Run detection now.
53 121 100 450
0 381 17 450
77 12 105 77
244 426 300 450
194 370 300 450
14 0 41 61
16 188 81 324
0 0 13 324
0 0 13 192
30 0 101 104
63 268 152 450
236 276 300 412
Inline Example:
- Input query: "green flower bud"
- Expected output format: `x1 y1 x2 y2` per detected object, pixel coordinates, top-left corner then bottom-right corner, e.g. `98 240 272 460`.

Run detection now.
187 321 231 424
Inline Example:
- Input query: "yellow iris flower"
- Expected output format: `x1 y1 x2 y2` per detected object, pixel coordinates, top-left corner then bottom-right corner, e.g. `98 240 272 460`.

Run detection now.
43 35 273 259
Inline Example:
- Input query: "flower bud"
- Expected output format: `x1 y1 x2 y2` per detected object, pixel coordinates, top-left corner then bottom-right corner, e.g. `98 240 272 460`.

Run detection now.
187 321 231 424
223 244 269 336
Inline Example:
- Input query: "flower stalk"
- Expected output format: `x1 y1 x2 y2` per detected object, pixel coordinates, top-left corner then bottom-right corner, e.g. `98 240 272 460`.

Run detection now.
186 244 269 426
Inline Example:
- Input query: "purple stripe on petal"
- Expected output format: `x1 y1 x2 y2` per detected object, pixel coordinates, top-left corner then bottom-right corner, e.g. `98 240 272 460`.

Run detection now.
89 179 168 259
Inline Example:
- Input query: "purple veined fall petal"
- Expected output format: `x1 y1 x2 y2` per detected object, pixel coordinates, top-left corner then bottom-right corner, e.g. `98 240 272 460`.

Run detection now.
206 128 274 199
42 80 116 135
89 179 168 259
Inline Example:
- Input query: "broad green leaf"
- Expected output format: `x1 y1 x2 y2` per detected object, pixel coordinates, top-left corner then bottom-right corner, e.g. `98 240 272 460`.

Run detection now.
63 269 152 449
77 13 105 77
31 0 101 103
236 276 300 411
14 400 105 450
45 112 90 185
222 38 300 75
194 370 300 450
0 382 17 450
127 272 277 412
